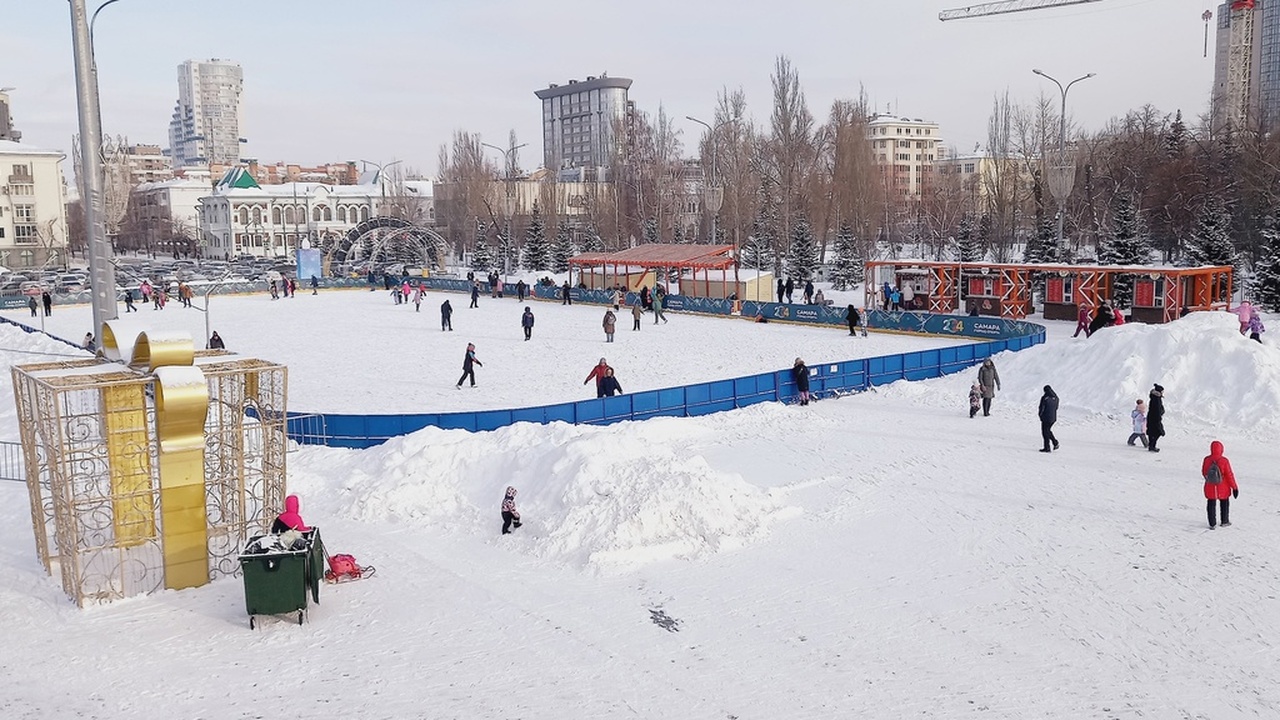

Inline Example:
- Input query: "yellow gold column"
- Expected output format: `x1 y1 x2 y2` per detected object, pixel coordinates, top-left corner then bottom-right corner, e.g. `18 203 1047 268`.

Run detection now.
154 365 210 590
101 384 154 545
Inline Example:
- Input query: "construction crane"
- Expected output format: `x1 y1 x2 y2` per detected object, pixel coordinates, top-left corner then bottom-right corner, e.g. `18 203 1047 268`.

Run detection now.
938 0 1103 22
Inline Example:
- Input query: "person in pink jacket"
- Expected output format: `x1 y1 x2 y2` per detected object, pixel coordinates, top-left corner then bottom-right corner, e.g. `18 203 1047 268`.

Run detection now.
1201 440 1239 529
271 494 311 533
1231 301 1255 335
1112 306 1125 325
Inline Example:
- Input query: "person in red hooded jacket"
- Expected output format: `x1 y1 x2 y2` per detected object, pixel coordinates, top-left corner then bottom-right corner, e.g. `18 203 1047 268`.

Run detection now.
1201 440 1239 529
271 494 311 534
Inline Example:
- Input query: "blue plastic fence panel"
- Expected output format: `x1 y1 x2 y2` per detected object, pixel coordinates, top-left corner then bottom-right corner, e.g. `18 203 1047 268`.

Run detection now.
657 387 685 410
630 390 660 415
576 399 605 424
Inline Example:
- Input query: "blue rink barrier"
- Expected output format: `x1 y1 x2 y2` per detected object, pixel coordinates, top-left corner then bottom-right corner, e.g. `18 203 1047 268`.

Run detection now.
287 310 1045 449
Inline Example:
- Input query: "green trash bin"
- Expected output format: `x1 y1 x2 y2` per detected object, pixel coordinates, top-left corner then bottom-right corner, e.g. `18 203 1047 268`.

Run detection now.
240 527 323 629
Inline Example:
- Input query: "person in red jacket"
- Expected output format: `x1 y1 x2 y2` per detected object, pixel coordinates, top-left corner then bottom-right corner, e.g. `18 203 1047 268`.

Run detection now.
1201 440 1239 529
583 357 612 397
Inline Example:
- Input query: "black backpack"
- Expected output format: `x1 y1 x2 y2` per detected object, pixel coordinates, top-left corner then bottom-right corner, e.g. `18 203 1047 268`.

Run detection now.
1205 461 1223 485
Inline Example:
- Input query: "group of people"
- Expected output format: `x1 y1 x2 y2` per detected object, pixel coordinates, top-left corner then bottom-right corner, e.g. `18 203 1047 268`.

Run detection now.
879 281 919 311
1073 303 1127 338
772 277 827 306
26 291 53 318
1231 301 1266 342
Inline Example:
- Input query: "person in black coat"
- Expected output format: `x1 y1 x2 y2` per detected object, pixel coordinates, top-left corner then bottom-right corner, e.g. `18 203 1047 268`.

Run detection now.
1038 385 1060 452
41 291 53 316
1146 384 1166 452
784 277 794 304
521 306 535 341
792 357 811 406
846 304 862 336
599 368 623 397
776 278 785 304
1088 304 1114 336
456 342 481 388
440 299 453 331
469 282 480 308
207 331 225 350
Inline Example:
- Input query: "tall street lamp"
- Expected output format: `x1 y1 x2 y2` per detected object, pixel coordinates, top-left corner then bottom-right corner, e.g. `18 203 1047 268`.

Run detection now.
1032 68 1095 251
360 158 403 218
686 116 734 245
69 0 121 341
481 141 528 278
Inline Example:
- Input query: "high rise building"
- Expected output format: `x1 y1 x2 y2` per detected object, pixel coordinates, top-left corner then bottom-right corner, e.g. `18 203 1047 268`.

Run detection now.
534 75 632 180
0 88 20 142
167 59 245 170
867 113 945 199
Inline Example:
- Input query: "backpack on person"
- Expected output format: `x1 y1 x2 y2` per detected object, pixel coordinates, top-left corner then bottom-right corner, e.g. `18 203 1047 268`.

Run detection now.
1205 461 1223 485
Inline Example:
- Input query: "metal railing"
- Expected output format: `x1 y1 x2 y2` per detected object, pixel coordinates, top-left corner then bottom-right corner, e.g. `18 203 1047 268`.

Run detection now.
0 440 26 482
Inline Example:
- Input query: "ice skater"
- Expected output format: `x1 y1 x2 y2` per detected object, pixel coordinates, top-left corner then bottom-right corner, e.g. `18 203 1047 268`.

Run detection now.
631 303 643 331
1202 440 1238 529
1037 385 1059 452
441 299 453 331
603 309 616 342
456 342 481 388
522 306 535 341
501 486 522 534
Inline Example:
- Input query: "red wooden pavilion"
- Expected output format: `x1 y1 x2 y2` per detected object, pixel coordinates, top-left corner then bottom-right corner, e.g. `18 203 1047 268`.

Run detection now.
569 244 740 298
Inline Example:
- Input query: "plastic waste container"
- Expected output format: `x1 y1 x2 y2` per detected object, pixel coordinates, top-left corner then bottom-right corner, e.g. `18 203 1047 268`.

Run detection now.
239 527 323 629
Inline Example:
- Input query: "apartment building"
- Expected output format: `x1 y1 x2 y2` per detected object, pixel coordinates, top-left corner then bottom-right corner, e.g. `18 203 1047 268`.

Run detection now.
0 139 68 268
867 113 945 199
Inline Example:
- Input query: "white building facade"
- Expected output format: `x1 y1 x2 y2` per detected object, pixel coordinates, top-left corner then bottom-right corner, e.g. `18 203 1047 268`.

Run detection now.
0 139 68 268
168 59 245 170
197 168 434 259
868 113 945 200
134 176 211 254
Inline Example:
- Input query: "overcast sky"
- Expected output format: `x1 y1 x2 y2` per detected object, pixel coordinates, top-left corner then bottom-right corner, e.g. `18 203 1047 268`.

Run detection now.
4 0 1213 176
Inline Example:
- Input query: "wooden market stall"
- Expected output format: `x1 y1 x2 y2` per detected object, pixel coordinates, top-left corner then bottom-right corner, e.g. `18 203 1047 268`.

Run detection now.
569 244 740 298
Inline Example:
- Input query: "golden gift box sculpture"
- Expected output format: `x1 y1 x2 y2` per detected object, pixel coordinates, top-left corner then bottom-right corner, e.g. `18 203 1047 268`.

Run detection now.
11 323 288 606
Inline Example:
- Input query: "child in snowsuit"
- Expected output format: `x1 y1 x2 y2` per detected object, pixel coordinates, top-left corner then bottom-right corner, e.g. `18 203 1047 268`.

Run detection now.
501 486 522 534
456 343 481 388
1127 399 1148 448
1202 440 1239 529
271 494 311 534
969 381 982 419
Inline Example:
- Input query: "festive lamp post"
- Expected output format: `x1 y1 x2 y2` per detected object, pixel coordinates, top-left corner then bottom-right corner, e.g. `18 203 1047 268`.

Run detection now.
1032 68 1095 252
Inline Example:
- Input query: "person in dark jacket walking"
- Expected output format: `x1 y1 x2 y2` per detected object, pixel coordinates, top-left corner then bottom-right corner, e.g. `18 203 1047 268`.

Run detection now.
784 277 794 304
1088 304 1114 336
207 331 225 350
441 299 453 331
41 290 53 316
1038 385 1060 452
469 282 480 308
599 368 623 397
603 309 616 342
27 295 37 317
977 358 1001 416
501 486 522 534
792 357 811 406
521 306 535 341
846 304 862 336
456 343 481 388
1146 384 1166 452
517 279 527 302
123 289 137 313
1202 440 1239 529
583 357 612 397
776 278 785 304
631 302 643 331
803 279 814 304
561 281 572 305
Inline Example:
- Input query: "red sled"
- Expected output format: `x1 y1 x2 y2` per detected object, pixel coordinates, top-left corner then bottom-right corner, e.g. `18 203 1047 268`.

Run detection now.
324 553 376 583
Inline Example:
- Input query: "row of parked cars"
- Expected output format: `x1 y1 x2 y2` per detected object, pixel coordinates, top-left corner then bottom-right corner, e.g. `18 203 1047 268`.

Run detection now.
0 255 304 298
0 269 89 296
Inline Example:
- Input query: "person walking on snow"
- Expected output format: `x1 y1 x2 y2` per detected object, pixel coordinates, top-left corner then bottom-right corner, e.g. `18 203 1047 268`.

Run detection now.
792 358 812 406
516 279 526 302
27 296 37 317
969 380 982 419
603 309 617 342
561 281 572 305
846 304 862 336
1247 313 1265 343
413 285 424 312
612 287 624 310
1038 385 1060 452
456 343 481 388
1073 304 1091 338
1128 399 1149 448
803 279 814 304
777 278 785 304
311 275 319 295
441 299 454 331
501 486 522 534
584 358 613 397
784 277 794 304
42 290 53 316
631 302 643 331
1202 440 1238 529
470 282 480 309
653 289 667 324
521 306 535 341
1146 384 1166 452
977 358 1001 416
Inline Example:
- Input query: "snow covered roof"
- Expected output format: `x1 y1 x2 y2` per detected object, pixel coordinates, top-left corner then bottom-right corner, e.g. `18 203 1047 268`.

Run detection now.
571 244 737 270
0 139 63 156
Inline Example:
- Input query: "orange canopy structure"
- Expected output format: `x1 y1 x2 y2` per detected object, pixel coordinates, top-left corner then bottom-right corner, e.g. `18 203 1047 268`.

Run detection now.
569 244 741 298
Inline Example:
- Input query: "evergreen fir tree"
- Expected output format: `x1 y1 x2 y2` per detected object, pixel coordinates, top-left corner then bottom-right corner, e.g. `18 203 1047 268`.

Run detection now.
1185 195 1241 273
550 219 574 274
975 213 992 262
672 221 686 244
1251 215 1280 312
470 220 493 271
830 221 863 290
1164 110 1187 159
741 220 775 271
954 214 975 262
580 228 605 253
1097 194 1152 306
521 203 550 271
787 214 818 280
642 217 660 244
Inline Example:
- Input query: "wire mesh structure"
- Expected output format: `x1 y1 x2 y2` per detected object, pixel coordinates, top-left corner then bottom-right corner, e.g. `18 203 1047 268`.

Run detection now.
11 350 288 606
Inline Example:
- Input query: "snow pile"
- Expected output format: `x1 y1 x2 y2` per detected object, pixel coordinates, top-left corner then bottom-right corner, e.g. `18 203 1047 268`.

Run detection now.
882 311 1280 433
288 416 796 571
0 323 89 430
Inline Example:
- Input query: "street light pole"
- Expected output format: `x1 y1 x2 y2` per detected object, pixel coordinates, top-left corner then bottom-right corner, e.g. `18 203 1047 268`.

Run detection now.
686 116 736 246
359 158 403 218
481 141 528 279
69 0 119 342
1032 68 1095 251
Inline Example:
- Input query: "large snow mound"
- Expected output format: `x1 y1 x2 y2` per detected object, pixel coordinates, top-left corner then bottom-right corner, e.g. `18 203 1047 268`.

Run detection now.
881 311 1280 435
288 416 797 571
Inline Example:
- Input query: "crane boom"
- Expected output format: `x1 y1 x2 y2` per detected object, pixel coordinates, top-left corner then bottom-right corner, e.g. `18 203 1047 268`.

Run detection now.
939 0 1104 21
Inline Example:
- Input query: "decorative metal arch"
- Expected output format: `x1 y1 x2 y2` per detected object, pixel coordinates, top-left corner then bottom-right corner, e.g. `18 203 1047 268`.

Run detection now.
324 217 449 269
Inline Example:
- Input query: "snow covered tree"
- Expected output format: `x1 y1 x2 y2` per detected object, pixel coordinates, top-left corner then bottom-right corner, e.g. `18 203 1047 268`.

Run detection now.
641 217 660 244
741 220 775 271
830 221 863 290
580 228 605 253
975 213 992 262
1185 195 1241 274
495 229 514 274
470 221 493 271
1097 193 1153 307
1251 216 1280 312
787 214 818 280
672 221 686 244
955 213 980 263
521 203 550 271
550 219 574 274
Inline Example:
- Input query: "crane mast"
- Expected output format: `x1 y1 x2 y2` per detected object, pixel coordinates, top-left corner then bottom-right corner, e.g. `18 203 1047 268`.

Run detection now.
939 0 1104 21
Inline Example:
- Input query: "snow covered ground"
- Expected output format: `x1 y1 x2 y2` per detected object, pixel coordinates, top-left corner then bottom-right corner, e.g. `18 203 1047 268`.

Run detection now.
1 292 1278 719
